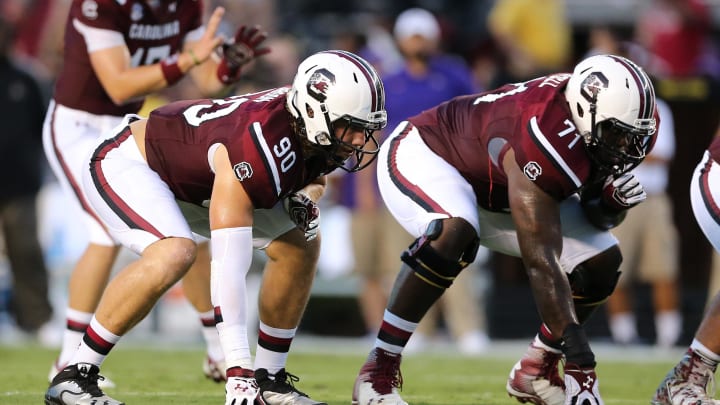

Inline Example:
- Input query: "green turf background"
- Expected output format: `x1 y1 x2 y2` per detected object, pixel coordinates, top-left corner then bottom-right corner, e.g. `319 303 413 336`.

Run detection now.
0 341 680 405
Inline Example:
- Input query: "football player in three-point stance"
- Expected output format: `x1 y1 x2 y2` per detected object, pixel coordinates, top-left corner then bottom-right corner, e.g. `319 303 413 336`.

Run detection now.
45 50 387 405
352 54 658 405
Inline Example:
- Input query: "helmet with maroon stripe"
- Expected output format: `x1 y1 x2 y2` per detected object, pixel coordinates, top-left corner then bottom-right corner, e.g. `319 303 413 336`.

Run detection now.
286 50 387 172
565 54 658 175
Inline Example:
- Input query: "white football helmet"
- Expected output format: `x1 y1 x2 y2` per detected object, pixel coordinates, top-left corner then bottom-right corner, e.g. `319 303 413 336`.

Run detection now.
286 50 387 172
565 54 657 175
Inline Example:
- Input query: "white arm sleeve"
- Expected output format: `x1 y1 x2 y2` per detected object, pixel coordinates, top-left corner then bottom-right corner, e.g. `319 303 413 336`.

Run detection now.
211 226 254 369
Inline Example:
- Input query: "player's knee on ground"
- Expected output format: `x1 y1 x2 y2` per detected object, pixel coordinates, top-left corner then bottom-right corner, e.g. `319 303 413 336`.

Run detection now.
401 218 479 289
568 245 622 307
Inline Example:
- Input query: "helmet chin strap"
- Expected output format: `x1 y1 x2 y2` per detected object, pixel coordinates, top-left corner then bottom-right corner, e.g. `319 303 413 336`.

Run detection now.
586 91 622 176
588 91 598 145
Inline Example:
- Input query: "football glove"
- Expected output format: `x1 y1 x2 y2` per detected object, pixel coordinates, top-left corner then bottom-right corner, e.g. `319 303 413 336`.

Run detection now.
601 172 647 211
283 191 320 241
563 363 604 405
217 25 271 84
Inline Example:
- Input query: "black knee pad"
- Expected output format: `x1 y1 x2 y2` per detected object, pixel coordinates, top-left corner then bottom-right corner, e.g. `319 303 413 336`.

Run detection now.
568 246 622 306
400 219 479 289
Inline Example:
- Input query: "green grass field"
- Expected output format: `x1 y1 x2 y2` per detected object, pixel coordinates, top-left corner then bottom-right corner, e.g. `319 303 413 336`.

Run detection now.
0 338 680 405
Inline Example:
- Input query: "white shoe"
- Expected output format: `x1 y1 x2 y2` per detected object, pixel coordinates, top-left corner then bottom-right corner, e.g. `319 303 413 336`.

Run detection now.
458 330 490 355
36 321 62 348
652 349 720 405
49 359 116 389
506 340 565 405
203 356 227 383
45 363 124 405
255 368 327 405
225 368 262 405
352 348 407 405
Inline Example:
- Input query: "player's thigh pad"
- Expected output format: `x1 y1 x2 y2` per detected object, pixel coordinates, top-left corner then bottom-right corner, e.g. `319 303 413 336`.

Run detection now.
377 123 479 238
477 194 618 273
82 122 193 254
691 151 720 252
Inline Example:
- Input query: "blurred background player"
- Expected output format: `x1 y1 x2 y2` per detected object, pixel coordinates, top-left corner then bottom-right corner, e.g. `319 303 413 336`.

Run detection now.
584 24 682 348
487 0 572 86
335 7 489 353
606 95 681 348
43 0 270 386
0 14 55 343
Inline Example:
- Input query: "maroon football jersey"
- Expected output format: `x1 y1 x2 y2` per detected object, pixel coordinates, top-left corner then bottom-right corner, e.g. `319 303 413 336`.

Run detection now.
144 87 329 209
54 0 203 116
409 74 592 211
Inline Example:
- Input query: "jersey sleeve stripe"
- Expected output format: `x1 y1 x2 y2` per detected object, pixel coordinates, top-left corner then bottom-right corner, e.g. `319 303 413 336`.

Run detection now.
249 122 282 197
528 116 582 188
73 19 126 53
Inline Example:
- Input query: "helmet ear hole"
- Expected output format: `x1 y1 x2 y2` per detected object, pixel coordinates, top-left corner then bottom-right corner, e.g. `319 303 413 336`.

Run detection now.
576 103 585 119
305 103 315 118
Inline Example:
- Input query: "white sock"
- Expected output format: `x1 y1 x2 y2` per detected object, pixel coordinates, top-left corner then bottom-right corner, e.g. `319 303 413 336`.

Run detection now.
254 322 296 374
691 339 720 363
198 310 224 361
655 310 682 348
609 312 637 344
69 316 120 367
375 310 418 354
57 308 93 367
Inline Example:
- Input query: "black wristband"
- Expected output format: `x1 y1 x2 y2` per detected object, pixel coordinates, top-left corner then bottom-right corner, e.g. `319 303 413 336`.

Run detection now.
561 323 596 367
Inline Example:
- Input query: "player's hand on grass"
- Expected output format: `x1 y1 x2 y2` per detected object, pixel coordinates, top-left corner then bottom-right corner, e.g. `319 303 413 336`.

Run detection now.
564 363 604 405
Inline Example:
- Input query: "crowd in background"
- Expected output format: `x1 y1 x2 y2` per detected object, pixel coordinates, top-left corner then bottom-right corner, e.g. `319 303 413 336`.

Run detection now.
2 0 720 350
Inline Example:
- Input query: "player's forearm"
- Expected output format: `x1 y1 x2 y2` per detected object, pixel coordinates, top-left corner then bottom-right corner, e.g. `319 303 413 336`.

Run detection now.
525 260 579 340
102 51 209 104
101 62 186 105
187 53 233 97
